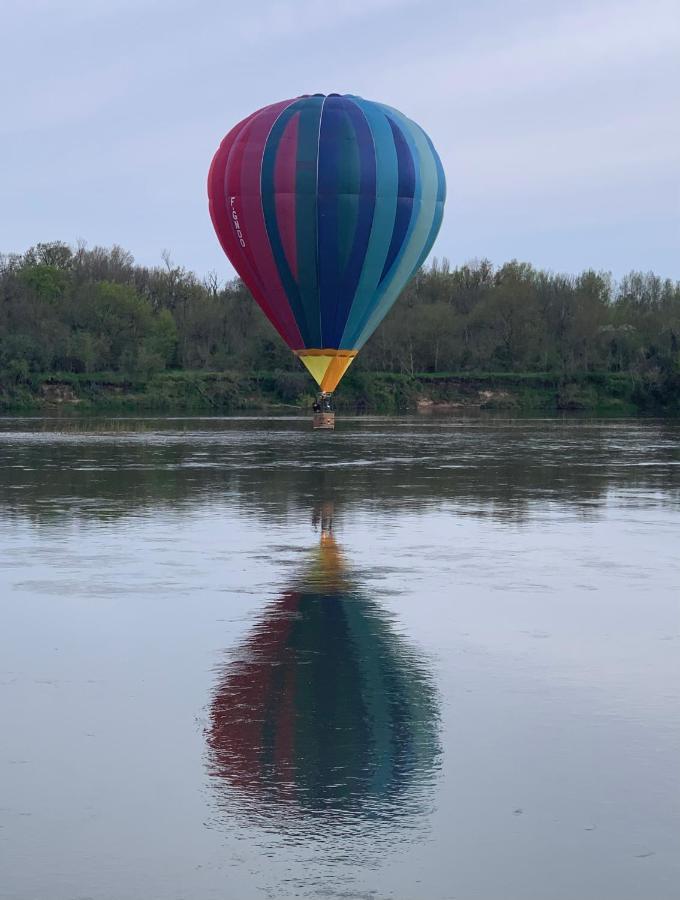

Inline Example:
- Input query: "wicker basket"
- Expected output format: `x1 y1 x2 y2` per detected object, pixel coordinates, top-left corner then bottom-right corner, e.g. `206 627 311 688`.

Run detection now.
312 412 335 430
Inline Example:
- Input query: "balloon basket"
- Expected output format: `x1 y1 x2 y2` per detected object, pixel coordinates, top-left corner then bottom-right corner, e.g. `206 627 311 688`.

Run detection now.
313 412 335 430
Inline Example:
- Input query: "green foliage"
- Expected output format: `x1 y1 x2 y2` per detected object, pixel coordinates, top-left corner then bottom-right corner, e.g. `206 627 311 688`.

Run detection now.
1 242 679 413
5 357 30 384
19 264 68 303
270 371 310 404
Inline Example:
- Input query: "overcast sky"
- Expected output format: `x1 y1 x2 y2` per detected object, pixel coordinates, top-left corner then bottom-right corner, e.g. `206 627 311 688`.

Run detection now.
2 0 679 280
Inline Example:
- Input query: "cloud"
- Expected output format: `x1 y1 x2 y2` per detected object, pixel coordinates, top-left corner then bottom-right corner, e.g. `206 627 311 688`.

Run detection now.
450 105 680 195
1 61 136 136
353 0 680 227
363 0 679 113
227 0 420 43
1 0 678 276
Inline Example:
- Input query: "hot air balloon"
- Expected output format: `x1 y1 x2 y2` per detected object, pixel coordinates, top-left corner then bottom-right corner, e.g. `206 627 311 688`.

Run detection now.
208 93 446 427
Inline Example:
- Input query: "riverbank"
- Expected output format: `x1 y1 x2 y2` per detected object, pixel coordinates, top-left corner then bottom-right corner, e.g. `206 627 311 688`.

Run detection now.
1 369 678 415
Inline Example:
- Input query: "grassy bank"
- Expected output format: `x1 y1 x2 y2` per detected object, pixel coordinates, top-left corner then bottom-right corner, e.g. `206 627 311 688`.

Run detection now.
1 369 678 415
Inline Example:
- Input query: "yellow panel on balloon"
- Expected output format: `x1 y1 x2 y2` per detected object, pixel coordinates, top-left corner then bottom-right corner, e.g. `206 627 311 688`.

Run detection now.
320 355 355 392
298 351 357 392
299 355 334 386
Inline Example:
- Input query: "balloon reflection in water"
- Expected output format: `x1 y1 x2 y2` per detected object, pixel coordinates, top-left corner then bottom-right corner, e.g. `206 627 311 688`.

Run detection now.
207 521 440 827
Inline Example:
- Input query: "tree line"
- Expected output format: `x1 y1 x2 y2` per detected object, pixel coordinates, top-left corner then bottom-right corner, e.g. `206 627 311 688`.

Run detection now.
1 241 678 383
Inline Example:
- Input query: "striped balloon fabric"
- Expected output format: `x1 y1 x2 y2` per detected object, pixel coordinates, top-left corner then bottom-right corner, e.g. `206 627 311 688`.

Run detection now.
208 93 446 393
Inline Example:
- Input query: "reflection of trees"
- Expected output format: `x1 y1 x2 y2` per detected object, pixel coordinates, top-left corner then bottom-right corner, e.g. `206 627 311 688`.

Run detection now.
0 419 678 525
206 532 440 824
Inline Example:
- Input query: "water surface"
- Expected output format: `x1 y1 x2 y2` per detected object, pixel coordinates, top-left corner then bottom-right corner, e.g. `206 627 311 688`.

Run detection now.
1 416 678 899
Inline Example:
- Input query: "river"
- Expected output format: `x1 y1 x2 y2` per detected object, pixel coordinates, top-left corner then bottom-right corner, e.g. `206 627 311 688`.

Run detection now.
1 415 678 900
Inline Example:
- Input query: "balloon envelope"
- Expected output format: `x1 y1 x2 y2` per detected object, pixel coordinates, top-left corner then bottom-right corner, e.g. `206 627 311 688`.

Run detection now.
208 93 446 391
